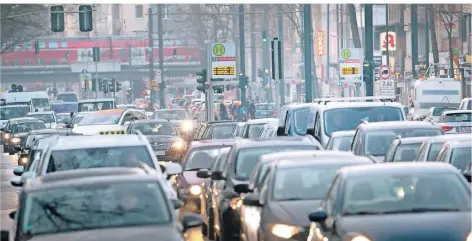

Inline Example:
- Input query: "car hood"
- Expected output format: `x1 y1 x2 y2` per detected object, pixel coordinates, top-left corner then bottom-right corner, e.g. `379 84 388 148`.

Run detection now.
270 200 322 227
26 225 180 241
340 212 471 240
146 135 177 143
13 132 29 138
72 124 126 135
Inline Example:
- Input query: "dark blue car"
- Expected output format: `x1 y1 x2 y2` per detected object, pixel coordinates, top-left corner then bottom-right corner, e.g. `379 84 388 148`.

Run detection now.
277 103 313 136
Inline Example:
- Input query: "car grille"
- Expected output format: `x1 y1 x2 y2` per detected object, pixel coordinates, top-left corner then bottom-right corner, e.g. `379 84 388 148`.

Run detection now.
151 142 171 151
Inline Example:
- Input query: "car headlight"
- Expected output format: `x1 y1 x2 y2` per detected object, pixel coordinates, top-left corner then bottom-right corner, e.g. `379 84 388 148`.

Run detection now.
10 137 21 144
19 157 28 165
181 121 194 132
171 139 186 150
467 232 471 241
3 133 10 140
189 185 201 196
351 235 372 241
270 224 302 239
230 197 242 209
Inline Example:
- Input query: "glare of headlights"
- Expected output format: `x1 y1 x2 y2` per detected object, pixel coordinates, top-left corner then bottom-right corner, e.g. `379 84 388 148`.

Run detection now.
467 232 471 241
181 121 193 132
351 235 371 241
271 224 300 239
4 133 10 139
10 137 21 144
189 185 201 196
20 157 28 165
171 140 185 149
230 197 242 209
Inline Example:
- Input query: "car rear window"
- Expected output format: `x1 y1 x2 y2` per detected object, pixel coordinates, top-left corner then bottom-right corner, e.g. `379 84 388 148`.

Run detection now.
444 112 472 122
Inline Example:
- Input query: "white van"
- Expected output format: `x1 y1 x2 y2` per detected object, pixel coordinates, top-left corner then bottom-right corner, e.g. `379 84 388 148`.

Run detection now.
0 91 50 112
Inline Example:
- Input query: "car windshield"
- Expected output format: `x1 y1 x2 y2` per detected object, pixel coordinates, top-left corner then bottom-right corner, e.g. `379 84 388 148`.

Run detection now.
443 112 472 122
56 93 78 102
47 146 155 172
154 110 188 120
342 173 470 215
433 108 455 116
130 122 177 135
365 129 442 156
27 114 55 123
294 108 311 135
12 122 45 133
21 182 170 237
211 124 236 139
392 143 422 162
273 164 356 201
324 107 404 136
51 103 78 114
31 98 49 108
77 112 121 125
247 124 264 138
0 106 30 120
331 136 354 151
427 143 445 161
78 101 114 112
185 147 223 170
235 145 319 180
450 147 472 171
56 114 71 124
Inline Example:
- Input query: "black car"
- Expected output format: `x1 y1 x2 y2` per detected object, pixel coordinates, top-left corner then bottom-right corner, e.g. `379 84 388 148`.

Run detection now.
1 118 46 155
239 151 373 241
208 136 323 241
1 167 203 241
307 162 471 241
127 119 186 162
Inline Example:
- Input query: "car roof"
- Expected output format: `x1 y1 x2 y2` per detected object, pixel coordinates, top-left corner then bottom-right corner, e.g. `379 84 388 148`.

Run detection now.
78 98 115 103
25 168 157 192
442 110 472 115
90 109 126 115
27 111 55 115
396 136 430 144
445 140 472 148
331 130 356 137
246 118 278 124
51 135 145 150
1 104 30 108
312 101 404 110
132 119 171 123
360 121 438 131
424 134 472 144
340 162 459 178
275 154 373 169
232 136 319 149
189 139 235 148
8 117 38 123
156 109 187 111
30 129 72 134
208 121 238 125
259 150 358 162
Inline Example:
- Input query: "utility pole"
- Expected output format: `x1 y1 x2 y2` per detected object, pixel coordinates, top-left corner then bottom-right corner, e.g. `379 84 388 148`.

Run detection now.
250 5 256 101
278 6 285 106
411 4 419 78
147 8 155 106
364 4 374 97
262 6 270 102
303 4 315 102
157 4 166 108
239 4 247 107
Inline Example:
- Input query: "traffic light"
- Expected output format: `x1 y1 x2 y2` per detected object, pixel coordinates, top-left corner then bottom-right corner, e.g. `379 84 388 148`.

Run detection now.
196 69 207 93
363 60 371 83
99 80 108 94
11 84 17 92
262 31 268 42
238 74 249 89
78 5 93 32
173 49 177 58
213 86 223 93
34 41 39 55
91 78 98 91
92 47 100 62
17 85 23 92
115 80 122 92
108 79 116 93
50 5 65 32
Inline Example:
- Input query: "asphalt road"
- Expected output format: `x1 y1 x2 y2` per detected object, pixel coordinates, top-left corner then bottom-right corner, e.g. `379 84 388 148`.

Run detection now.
0 148 18 230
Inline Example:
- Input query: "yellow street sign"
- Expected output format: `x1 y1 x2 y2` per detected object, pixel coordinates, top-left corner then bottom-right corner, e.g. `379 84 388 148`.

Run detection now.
213 44 225 56
213 66 235 76
150 81 158 87
341 49 351 59
341 67 359 75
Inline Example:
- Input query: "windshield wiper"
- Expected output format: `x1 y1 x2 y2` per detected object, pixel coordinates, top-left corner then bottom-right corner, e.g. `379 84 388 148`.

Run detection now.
382 207 460 214
342 211 383 215
277 197 307 201
185 168 205 171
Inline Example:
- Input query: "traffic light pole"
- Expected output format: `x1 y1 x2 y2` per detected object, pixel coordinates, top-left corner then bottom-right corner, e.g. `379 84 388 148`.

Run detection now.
278 6 285 106
239 4 247 107
157 4 166 108
364 4 374 97
148 8 156 107
303 4 313 102
206 43 215 122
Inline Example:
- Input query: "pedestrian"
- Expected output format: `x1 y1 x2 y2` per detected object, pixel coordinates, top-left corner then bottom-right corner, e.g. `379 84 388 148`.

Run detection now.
248 100 256 119
219 102 228 120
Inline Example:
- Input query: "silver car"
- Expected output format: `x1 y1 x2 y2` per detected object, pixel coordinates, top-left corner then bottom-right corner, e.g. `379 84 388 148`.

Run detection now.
436 110 472 134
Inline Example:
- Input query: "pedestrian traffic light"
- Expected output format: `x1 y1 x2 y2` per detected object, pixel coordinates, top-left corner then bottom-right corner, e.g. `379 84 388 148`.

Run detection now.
213 86 223 93
17 85 23 92
363 60 371 83
173 49 177 59
78 5 93 32
92 47 100 62
262 31 268 42
239 74 249 89
99 80 108 94
108 79 116 93
115 80 122 92
196 69 207 93
11 84 17 92
50 5 65 32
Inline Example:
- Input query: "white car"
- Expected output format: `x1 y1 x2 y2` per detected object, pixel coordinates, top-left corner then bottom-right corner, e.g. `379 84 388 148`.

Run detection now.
72 108 147 135
26 111 57 128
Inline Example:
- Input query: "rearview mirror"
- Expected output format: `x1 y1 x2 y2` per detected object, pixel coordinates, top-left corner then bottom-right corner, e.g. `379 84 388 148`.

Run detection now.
181 213 203 232
210 171 225 180
165 162 182 176
234 183 251 194
308 210 328 223
10 176 23 187
13 166 24 176
196 169 211 179
242 193 262 207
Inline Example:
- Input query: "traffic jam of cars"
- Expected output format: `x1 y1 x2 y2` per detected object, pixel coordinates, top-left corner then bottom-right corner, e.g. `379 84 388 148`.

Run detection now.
0 95 471 241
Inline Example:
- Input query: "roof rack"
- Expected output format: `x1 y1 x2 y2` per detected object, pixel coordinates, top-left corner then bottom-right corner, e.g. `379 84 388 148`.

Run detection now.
313 96 397 105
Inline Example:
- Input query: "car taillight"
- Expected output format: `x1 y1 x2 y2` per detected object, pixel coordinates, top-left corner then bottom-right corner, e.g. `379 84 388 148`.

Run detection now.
440 125 453 132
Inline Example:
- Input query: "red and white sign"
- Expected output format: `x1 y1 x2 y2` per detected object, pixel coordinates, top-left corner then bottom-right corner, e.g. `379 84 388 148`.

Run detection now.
380 32 396 51
379 65 391 80
315 30 325 56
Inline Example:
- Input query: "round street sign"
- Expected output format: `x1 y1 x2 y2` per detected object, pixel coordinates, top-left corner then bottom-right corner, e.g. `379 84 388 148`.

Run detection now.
81 69 88 74
379 65 390 80
213 44 225 56
341 49 351 59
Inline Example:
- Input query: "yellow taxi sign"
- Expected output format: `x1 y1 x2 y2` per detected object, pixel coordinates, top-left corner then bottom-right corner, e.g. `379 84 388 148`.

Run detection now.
99 130 127 135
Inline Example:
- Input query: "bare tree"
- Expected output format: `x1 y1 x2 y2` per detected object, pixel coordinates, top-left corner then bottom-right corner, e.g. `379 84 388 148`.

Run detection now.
435 4 461 78
1 4 49 55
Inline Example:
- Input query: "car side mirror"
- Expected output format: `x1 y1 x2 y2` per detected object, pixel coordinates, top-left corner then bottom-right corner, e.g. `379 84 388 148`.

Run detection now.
308 210 328 223
234 183 251 194
10 176 23 187
181 213 203 232
0 128 4 132
8 211 15 220
242 193 262 207
172 199 184 209
276 127 286 136
13 146 22 152
210 171 225 180
463 172 471 182
13 166 24 176
165 162 182 176
1 230 9 241
196 169 211 179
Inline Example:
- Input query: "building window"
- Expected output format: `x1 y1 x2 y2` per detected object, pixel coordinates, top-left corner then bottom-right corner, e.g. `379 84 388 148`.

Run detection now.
163 5 169 19
13 60 20 66
24 59 33 65
135 5 144 18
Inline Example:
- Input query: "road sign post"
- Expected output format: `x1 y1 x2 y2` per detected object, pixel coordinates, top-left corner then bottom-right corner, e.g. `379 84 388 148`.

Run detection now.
380 76 395 96
211 43 237 80
271 38 282 111
339 48 364 83
378 65 391 80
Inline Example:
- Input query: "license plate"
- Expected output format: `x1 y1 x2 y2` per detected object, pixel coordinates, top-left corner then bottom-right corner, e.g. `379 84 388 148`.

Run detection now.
458 126 472 132
154 151 166 155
